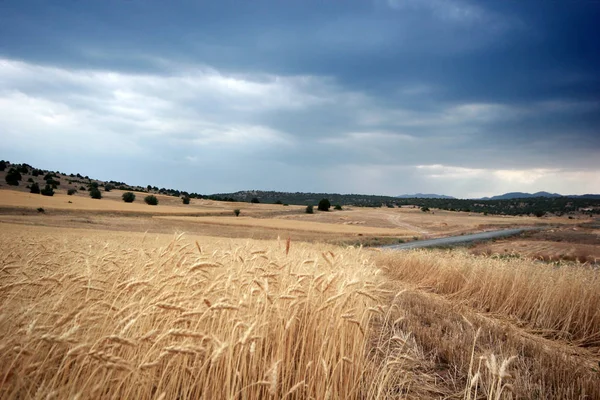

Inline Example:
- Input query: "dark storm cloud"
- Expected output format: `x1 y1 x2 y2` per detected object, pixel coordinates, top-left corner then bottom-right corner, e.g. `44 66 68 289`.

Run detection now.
0 0 599 197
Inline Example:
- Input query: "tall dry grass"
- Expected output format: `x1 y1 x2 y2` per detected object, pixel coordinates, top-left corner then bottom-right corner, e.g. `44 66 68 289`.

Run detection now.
0 226 415 399
377 249 600 346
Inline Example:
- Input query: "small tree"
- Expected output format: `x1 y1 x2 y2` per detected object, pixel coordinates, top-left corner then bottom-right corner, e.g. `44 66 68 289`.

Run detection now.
334 204 343 210
182 196 190 204
274 199 283 205
122 192 136 203
30 182 40 194
90 187 102 199
306 205 314 214
5 169 21 186
0 160 6 171
145 195 159 206
421 206 430 212
251 197 260 204
80 186 86 191
104 183 114 192
40 185 54 196
318 198 331 211
67 189 77 195
233 209 241 217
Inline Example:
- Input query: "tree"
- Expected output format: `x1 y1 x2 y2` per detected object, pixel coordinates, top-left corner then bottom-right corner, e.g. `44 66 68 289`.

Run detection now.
67 189 77 195
334 204 343 210
5 169 21 186
251 197 260 204
145 195 159 205
182 196 190 204
30 182 40 194
104 183 114 192
274 199 283 205
0 160 6 171
306 205 314 214
233 209 241 217
40 185 54 196
90 187 102 199
318 198 331 211
122 192 136 203
421 206 430 212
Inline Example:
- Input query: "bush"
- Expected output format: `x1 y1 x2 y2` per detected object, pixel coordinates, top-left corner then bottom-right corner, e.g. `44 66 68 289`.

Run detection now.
145 195 159 206
334 204 343 210
251 197 260 204
275 199 283 204
43 173 54 180
67 189 77 195
27 177 34 183
421 206 430 212
89 182 99 190
30 182 40 194
122 192 136 203
318 198 331 211
90 187 102 199
306 205 314 214
37 207 45 213
5 169 21 186
534 210 545 218
182 196 190 205
80 186 86 191
233 209 241 217
40 185 54 196
0 160 6 171
104 183 114 192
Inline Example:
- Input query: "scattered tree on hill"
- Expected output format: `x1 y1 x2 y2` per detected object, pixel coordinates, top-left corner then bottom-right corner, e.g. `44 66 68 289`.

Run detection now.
182 196 190 204
306 205 314 214
89 182 99 190
30 182 40 194
122 192 136 203
251 197 260 204
104 183 114 192
318 198 331 211
334 204 343 210
40 185 54 196
90 187 102 199
0 160 6 171
17 165 29 174
274 199 283 204
5 169 21 186
233 209 241 217
79 186 86 191
145 195 159 205
67 189 77 195
534 210 546 218
421 206 430 212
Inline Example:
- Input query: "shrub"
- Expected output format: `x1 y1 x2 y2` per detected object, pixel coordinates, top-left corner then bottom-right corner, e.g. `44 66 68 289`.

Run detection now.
5 169 21 186
90 187 102 199
89 182 99 190
104 183 114 192
251 197 260 204
421 206 430 212
306 205 314 214
0 160 6 171
43 173 54 180
40 185 54 196
233 209 241 217
27 177 34 183
67 189 77 195
318 198 331 212
334 204 343 210
145 195 158 206
534 210 545 218
30 182 40 194
122 192 136 203
37 207 45 213
17 165 29 174
275 199 283 204
182 196 190 205
80 186 86 191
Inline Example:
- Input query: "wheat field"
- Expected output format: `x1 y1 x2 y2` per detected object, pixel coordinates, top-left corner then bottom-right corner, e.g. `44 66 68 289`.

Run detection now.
0 224 415 399
2 222 599 399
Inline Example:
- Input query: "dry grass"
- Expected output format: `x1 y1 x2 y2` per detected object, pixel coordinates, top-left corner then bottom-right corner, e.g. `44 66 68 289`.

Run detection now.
0 224 418 399
376 249 600 399
156 216 415 237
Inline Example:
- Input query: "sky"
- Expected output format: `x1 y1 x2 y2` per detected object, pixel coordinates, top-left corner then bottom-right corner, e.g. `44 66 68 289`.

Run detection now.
1 0 599 198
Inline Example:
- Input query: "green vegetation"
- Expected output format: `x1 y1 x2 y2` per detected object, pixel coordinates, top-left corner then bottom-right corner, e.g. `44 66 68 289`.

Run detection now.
89 187 102 199
318 198 331 211
0 160 6 171
40 185 54 197
182 196 190 204
334 204 343 210
233 209 241 217
421 206 430 212
145 195 159 206
5 168 22 186
250 197 260 204
30 183 40 194
122 192 136 203
104 183 114 192
67 189 77 196
306 205 314 214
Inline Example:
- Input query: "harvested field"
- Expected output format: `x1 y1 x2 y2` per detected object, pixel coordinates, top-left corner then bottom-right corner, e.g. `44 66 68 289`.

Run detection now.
472 239 600 264
156 216 416 237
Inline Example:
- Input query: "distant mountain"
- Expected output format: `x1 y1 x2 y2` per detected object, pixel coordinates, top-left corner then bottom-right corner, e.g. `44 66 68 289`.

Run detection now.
479 191 562 200
568 194 600 199
396 193 456 199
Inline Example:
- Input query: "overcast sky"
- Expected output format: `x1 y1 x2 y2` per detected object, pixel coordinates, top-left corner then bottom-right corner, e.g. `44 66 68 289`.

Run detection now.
1 0 599 198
